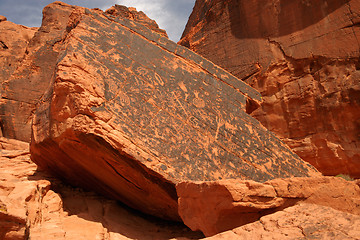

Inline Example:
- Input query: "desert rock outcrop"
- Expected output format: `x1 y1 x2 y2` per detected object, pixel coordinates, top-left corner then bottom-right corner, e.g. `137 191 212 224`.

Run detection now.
26 2 320 221
179 0 360 178
177 177 360 236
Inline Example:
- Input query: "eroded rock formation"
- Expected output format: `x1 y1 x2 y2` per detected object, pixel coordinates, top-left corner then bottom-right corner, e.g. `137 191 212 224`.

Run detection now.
27 2 320 221
179 0 360 178
177 177 360 236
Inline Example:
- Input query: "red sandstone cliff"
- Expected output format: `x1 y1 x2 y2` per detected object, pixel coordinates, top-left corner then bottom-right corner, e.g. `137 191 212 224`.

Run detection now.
179 0 360 178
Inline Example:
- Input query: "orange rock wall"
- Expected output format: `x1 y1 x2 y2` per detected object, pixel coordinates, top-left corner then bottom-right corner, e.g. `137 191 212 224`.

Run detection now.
179 0 360 178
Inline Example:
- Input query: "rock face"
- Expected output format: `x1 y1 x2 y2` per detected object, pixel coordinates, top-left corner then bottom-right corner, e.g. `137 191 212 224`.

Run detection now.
0 2 167 142
177 177 360 236
206 203 360 240
0 2 75 142
28 2 319 221
0 19 37 139
179 0 360 178
0 137 204 240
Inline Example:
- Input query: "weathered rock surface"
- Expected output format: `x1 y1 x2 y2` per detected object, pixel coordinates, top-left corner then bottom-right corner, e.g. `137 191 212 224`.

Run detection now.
205 203 360 240
177 177 360 236
28 2 319 221
0 18 36 82
0 19 37 139
0 2 168 142
0 2 75 142
0 137 204 240
249 58 360 178
179 0 360 178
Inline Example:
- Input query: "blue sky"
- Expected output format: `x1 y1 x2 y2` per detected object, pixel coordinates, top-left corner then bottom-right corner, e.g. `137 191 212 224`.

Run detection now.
0 0 195 41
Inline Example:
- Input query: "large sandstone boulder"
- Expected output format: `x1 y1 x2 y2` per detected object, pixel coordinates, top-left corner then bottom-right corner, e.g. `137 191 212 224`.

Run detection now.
177 177 360 236
29 2 319 221
179 0 360 178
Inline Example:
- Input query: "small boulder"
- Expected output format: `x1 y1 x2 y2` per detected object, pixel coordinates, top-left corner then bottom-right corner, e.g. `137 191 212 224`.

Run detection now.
177 177 360 236
205 203 360 240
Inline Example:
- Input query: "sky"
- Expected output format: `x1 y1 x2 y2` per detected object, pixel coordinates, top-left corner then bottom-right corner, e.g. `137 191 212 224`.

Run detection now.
0 0 195 41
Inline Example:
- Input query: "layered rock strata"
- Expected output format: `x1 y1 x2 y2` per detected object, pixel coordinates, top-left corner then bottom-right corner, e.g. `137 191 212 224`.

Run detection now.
179 0 360 178
28 2 319 221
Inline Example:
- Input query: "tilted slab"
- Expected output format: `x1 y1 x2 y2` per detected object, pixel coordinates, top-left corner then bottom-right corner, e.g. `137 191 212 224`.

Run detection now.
30 3 320 221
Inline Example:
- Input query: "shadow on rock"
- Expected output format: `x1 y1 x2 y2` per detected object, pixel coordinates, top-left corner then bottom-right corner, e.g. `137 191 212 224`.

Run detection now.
27 169 204 240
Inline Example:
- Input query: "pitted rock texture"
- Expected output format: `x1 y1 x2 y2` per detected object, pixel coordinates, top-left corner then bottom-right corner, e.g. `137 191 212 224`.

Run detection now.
0 2 75 142
205 203 360 240
0 19 37 139
0 137 204 240
249 57 360 178
179 0 360 178
176 177 360 236
30 2 319 221
0 15 36 82
180 0 360 77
